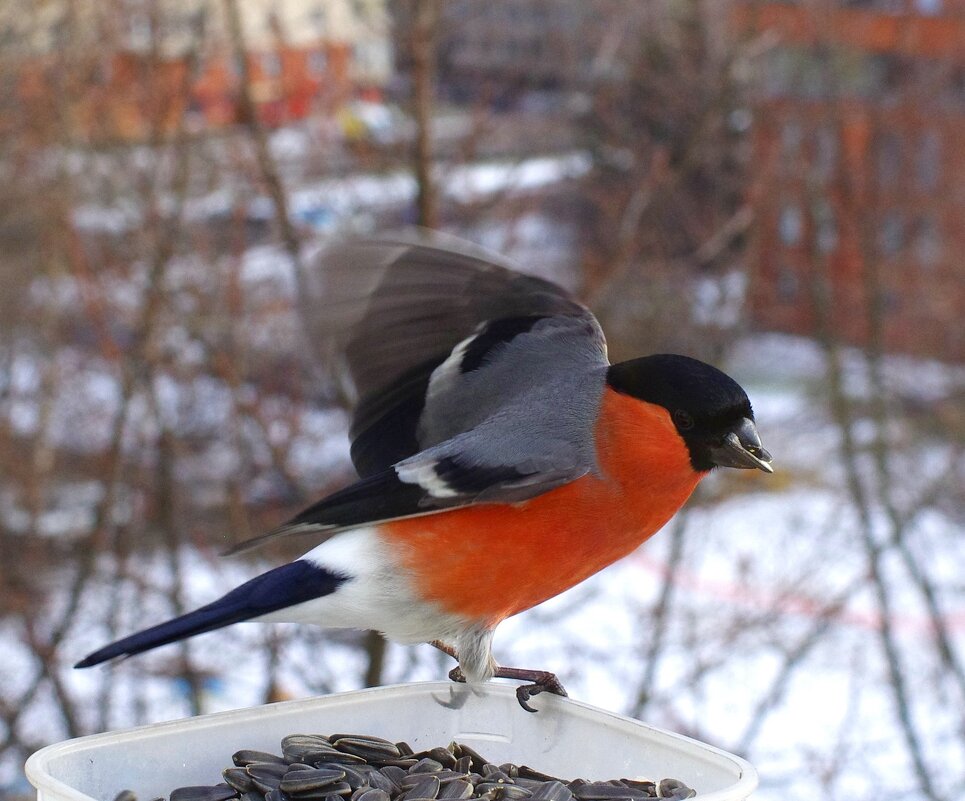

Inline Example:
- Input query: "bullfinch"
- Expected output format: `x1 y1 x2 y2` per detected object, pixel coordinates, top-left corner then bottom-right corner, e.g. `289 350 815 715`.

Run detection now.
76 233 772 711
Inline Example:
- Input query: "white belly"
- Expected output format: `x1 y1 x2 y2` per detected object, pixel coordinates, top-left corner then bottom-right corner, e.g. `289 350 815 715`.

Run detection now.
254 527 469 645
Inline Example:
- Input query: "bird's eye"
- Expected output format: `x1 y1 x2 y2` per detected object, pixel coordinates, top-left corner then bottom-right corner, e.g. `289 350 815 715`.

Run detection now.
673 409 694 431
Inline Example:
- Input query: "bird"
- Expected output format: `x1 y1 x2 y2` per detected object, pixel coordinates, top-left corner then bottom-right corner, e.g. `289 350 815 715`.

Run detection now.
75 232 773 711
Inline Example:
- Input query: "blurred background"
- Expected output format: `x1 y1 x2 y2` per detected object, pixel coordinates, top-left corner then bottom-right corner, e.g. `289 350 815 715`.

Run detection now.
0 1 962 799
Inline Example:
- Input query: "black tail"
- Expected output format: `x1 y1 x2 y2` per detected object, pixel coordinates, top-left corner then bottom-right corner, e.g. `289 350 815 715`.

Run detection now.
75 560 346 668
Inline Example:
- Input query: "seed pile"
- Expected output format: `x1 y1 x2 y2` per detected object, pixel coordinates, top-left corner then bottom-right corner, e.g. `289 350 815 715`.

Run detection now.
113 733 696 801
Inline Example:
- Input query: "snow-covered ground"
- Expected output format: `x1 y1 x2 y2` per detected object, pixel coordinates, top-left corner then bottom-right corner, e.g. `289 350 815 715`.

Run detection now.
70 152 592 236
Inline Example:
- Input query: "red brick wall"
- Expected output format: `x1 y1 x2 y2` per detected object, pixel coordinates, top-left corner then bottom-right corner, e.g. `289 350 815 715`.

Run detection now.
735 1 965 362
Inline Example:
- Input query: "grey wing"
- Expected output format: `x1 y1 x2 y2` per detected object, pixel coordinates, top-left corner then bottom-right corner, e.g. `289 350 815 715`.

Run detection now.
298 230 602 478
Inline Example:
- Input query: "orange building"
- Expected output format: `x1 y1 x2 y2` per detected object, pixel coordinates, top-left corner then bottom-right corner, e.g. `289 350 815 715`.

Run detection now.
734 0 964 362
2 0 390 142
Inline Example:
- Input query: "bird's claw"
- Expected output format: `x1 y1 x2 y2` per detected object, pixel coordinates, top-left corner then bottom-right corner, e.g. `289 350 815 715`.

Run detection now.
513 672 568 713
446 664 567 712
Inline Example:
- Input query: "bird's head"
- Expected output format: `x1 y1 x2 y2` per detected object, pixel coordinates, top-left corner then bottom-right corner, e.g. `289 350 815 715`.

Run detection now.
607 354 773 474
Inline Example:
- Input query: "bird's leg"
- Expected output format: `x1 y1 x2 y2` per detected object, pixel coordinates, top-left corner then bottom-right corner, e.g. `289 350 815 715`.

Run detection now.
430 639 458 659
430 640 566 713
429 639 468 683
430 639 472 685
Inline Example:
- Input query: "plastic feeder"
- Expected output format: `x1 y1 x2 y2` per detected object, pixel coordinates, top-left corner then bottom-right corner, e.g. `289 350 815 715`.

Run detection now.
26 682 758 801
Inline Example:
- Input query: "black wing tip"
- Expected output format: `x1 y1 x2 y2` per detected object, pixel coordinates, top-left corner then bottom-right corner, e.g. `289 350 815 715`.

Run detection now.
221 522 335 557
223 470 429 556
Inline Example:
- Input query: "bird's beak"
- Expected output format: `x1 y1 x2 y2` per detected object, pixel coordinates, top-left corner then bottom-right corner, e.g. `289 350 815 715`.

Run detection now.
709 417 773 473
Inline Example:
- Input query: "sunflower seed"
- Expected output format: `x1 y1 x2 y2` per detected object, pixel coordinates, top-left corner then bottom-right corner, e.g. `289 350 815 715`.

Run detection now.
248 764 292 793
283 737 337 765
340 765 376 789
332 736 402 762
223 769 255 793
480 766 512 782
235 751 288 767
359 769 395 794
432 770 470 786
409 758 445 775
655 780 694 800
355 791 391 801
452 745 489 774
437 781 473 801
531 782 573 801
423 748 456 769
619 781 655 795
493 787 531 800
280 768 352 794
572 783 646 800
169 785 238 801
378 759 420 770
400 775 441 801
249 764 290 780
517 769 558 784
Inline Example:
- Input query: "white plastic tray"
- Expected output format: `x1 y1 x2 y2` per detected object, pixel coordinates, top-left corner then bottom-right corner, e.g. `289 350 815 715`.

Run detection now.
26 682 757 801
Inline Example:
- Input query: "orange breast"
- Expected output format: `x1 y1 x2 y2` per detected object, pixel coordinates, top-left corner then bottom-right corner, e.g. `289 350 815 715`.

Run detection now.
382 389 702 624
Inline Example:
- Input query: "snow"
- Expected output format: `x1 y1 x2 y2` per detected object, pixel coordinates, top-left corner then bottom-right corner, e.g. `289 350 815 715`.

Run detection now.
71 152 593 236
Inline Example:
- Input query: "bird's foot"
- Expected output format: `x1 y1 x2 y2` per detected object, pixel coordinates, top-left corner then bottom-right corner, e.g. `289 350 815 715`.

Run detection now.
447 665 567 713
494 666 568 712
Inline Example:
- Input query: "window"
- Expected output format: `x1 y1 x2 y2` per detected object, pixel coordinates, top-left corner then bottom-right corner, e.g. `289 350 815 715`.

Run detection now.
912 215 942 268
308 50 327 77
777 265 800 302
813 199 837 254
311 6 327 33
761 49 794 98
126 12 152 48
781 119 803 158
813 126 837 181
877 211 904 258
779 204 804 246
916 130 941 191
882 0 906 12
261 52 282 77
876 132 902 187
780 118 803 175
915 0 943 14
876 54 913 96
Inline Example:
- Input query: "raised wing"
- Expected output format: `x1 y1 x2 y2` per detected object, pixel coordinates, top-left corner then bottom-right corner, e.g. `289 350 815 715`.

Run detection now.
228 233 608 554
298 231 603 476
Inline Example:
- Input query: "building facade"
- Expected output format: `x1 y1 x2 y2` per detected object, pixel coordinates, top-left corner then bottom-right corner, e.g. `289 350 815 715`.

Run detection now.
734 0 964 361
1 0 392 140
